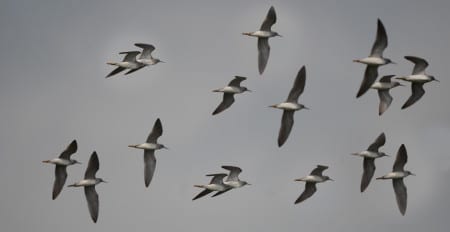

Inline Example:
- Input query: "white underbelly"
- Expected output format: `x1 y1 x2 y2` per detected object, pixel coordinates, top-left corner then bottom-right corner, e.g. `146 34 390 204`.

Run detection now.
137 143 158 150
405 75 431 83
51 158 71 166
359 57 385 65
251 31 273 38
382 172 406 179
277 102 301 110
371 82 393 90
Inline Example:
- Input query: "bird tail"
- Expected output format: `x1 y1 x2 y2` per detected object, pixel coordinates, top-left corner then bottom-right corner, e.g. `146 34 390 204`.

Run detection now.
193 185 204 188
106 62 117 66
242 32 252 36
42 160 50 163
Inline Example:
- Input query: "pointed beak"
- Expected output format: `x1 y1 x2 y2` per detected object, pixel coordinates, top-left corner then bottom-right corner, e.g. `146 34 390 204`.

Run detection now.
411 173 416 176
277 34 283 37
303 106 310 110
269 104 277 108
103 180 108 183
76 161 82 164
329 178 334 181
163 146 169 150
294 179 301 182
247 89 252 92
247 183 252 186
159 60 165 63
391 61 397 64
434 79 440 82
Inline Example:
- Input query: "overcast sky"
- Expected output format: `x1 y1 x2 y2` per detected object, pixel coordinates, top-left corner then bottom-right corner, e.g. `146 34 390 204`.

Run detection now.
1 0 450 231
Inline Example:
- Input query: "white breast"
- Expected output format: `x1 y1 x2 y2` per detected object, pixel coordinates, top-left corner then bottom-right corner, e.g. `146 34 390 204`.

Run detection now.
406 74 432 83
251 31 274 38
137 143 158 150
371 82 394 90
359 57 385 65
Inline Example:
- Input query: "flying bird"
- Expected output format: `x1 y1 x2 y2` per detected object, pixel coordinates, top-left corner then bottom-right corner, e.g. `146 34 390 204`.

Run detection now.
128 118 168 188
212 165 250 197
354 19 395 98
42 140 80 200
396 56 438 109
351 133 388 192
212 76 251 115
68 152 106 223
126 43 164 75
370 75 403 115
294 165 333 204
270 66 309 147
377 144 415 215
242 6 281 75
106 51 143 78
192 173 229 200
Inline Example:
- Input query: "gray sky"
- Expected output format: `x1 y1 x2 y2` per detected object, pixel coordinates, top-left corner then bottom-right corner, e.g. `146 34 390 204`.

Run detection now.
1 0 450 231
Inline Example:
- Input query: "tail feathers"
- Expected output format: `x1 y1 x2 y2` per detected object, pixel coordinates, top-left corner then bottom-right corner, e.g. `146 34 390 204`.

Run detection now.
242 32 252 36
106 62 117 66
68 184 77 187
376 176 385 180
193 185 204 188
42 160 50 163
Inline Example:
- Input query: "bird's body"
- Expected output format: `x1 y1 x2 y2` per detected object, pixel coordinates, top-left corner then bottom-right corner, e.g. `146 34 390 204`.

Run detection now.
43 158 76 166
294 165 332 204
107 61 142 69
194 183 229 192
213 86 248 94
270 102 303 111
242 30 279 38
42 140 79 200
242 6 280 74
370 75 403 115
68 152 106 223
128 118 167 188
212 76 250 115
352 133 387 192
396 56 438 109
271 66 308 147
354 19 394 98
376 144 414 215
134 43 164 67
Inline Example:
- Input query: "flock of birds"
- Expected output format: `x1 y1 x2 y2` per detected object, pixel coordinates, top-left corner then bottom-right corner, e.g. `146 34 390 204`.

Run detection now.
42 6 438 223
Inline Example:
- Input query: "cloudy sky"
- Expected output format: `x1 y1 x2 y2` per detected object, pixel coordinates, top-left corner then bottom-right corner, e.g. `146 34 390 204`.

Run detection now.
1 0 450 231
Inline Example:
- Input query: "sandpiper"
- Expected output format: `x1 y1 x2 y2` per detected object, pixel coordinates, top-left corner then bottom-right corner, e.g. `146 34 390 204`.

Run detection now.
128 118 167 188
212 76 251 115
396 56 438 109
370 75 403 115
270 66 308 147
354 19 395 98
376 144 415 215
68 152 106 223
242 6 281 75
294 165 333 204
42 140 80 200
213 166 250 197
192 173 229 200
106 51 143 78
125 43 164 75
351 133 388 192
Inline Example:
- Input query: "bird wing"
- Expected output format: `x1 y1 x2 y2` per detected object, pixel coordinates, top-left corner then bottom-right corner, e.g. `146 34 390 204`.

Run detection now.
206 173 228 184
84 186 99 223
211 188 232 197
378 90 393 116
106 66 126 78
146 118 163 143
120 51 141 62
135 43 155 59
405 56 428 75
124 66 144 75
393 178 407 215
84 152 99 179
401 83 425 109
212 93 235 115
379 75 395 83
356 65 378 98
367 132 386 152
222 166 242 181
260 6 277 31
257 38 270 75
295 182 316 204
361 158 375 192
286 66 306 102
369 19 388 57
393 144 407 172
277 110 294 147
192 189 213 201
310 165 329 176
144 150 157 188
59 140 78 159
228 76 247 87
52 165 67 200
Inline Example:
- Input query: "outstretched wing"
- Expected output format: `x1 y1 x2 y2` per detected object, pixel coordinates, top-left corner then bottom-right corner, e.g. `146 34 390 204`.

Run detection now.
295 182 316 204
405 56 428 75
370 19 388 57
260 6 277 31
